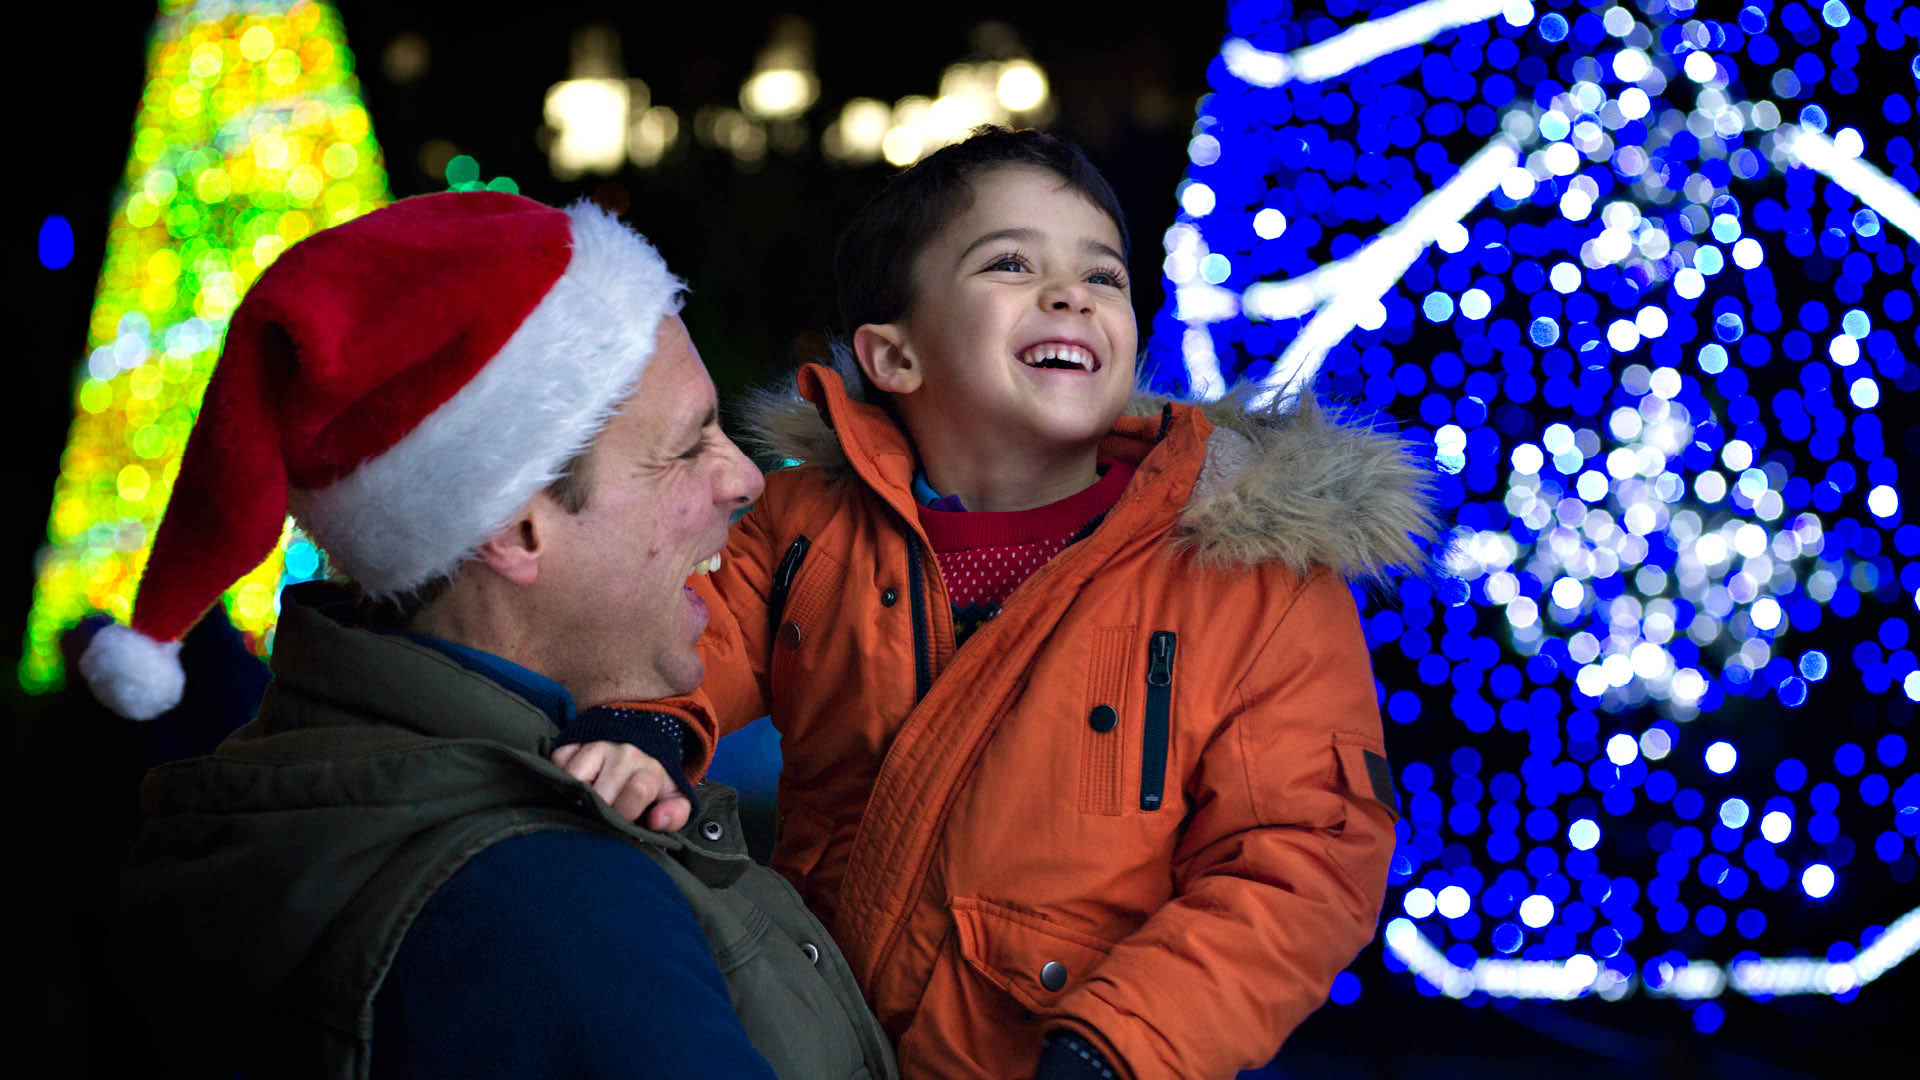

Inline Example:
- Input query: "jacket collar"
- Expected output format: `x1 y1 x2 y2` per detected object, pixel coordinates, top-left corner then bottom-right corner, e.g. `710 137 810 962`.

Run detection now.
258 582 559 754
746 362 1438 580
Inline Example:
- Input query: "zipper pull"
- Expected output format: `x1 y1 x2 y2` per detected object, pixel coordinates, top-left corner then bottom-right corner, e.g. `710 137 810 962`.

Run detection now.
1147 631 1175 687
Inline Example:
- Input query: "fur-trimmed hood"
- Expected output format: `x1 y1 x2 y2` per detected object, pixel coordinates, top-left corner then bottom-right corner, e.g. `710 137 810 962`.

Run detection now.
736 361 1438 581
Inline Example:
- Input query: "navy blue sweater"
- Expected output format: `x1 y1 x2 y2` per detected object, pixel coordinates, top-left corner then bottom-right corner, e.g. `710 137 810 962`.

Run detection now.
370 636 768 1077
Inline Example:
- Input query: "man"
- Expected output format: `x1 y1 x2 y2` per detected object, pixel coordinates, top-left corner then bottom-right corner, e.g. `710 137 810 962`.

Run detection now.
85 192 895 1078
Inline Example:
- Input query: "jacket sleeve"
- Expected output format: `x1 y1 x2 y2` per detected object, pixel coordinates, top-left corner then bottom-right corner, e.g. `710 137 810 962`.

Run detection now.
643 498 782 777
1048 569 1398 1079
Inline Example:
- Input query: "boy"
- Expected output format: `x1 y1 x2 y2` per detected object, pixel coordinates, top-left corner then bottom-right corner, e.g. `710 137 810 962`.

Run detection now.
569 127 1433 1077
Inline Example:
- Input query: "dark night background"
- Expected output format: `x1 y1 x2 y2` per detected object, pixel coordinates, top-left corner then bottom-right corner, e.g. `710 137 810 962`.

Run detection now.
6 2 1907 1075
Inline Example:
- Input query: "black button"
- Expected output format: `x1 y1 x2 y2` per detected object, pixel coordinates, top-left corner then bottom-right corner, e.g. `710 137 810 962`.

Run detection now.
779 621 803 649
1088 705 1117 732
1039 961 1067 991
881 588 898 607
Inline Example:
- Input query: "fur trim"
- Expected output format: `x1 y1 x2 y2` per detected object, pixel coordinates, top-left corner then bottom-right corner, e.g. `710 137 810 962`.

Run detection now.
292 202 685 596
1164 389 1437 580
742 365 1437 580
78 624 185 721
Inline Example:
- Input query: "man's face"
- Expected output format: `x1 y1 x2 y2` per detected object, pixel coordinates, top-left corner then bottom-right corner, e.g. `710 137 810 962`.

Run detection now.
535 315 762 705
894 164 1138 457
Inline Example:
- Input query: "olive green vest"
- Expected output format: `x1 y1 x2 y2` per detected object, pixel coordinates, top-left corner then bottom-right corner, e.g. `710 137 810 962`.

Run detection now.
115 591 895 1079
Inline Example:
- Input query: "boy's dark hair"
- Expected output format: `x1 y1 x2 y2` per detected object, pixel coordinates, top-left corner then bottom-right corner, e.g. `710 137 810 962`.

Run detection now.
833 125 1129 338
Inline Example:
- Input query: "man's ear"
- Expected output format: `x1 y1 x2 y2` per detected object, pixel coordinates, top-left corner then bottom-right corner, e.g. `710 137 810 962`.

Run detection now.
472 501 546 586
852 323 923 395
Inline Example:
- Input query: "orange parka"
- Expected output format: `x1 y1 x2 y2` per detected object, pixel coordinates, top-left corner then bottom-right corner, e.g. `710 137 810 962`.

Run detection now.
664 364 1433 1079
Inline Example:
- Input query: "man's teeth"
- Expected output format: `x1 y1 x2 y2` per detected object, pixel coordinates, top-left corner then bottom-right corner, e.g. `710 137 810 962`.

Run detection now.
1017 343 1095 371
693 553 722 575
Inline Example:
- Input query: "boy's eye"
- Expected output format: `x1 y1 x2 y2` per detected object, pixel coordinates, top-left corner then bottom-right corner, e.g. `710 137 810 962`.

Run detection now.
985 253 1028 273
1088 269 1128 288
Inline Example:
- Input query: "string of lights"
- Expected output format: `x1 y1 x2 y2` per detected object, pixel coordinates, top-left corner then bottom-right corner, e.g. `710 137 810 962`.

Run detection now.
1152 0 1918 1030
22 0 387 692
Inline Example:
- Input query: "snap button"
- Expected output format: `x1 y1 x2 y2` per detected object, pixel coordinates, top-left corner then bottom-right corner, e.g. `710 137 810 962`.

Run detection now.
801 941 821 965
1039 960 1067 991
701 820 724 841
881 587 898 607
778 621 803 649
1088 705 1117 733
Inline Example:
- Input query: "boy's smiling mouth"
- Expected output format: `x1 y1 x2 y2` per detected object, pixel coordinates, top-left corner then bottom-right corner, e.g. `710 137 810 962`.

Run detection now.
1015 339 1100 373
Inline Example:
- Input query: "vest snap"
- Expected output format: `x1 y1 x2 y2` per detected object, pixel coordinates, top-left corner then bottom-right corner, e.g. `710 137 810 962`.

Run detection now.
701 819 724 841
1088 705 1117 733
779 621 803 649
881 588 898 607
801 941 821 964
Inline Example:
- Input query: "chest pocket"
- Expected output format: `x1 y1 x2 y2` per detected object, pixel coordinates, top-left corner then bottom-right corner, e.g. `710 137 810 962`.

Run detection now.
1078 627 1177 816
769 536 844 686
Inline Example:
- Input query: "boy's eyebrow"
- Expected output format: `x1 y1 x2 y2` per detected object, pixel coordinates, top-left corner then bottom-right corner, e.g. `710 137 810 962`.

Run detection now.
955 227 1128 267
956 227 1040 265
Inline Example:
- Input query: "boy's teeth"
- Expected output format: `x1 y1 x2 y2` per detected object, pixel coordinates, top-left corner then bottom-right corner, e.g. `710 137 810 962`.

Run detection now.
1017 343 1094 371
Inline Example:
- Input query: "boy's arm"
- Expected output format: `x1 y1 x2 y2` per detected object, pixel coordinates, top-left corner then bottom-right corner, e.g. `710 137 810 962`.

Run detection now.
1045 570 1398 1079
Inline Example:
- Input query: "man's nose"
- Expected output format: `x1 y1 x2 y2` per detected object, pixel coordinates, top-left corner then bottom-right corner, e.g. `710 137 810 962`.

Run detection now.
718 436 765 505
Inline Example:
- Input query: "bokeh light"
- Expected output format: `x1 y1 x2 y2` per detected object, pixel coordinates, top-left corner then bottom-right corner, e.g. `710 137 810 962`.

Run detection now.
1160 0 1920 1007
23 0 389 691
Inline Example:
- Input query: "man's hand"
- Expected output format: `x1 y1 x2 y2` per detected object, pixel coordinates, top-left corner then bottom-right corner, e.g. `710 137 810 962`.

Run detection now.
551 741 693 831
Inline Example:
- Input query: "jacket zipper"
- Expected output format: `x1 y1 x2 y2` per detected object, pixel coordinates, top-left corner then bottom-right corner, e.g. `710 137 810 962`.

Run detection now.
768 536 811 638
1140 630 1176 811
905 537 932 701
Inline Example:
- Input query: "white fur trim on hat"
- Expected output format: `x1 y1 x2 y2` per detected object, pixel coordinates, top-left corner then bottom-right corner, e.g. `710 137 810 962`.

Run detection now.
291 202 685 597
78 624 185 721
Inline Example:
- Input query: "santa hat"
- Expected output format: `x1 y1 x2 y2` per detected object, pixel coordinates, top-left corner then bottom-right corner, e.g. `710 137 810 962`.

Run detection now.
80 191 684 720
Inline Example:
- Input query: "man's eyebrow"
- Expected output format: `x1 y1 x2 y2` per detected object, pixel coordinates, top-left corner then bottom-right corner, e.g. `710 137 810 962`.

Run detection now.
679 405 717 446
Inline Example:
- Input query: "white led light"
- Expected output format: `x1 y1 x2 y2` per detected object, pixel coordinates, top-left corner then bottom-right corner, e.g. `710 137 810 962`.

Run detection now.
1851 378 1881 409
1719 798 1750 829
1761 810 1792 843
1801 863 1835 899
1519 894 1555 929
1705 740 1737 774
1603 732 1638 765
1550 261 1582 292
1252 207 1288 239
1640 726 1672 759
1868 485 1900 518
1404 887 1438 918
1436 885 1471 919
1684 50 1718 82
1569 818 1600 850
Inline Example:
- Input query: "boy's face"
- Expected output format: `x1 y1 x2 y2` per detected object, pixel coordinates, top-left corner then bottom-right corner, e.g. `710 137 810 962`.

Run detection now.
890 164 1136 461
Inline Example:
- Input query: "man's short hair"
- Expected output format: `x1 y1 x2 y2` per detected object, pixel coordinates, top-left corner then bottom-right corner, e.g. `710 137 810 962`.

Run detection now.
358 444 595 628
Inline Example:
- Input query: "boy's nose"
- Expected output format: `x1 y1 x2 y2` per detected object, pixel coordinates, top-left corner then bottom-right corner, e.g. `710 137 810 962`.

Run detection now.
1042 281 1094 313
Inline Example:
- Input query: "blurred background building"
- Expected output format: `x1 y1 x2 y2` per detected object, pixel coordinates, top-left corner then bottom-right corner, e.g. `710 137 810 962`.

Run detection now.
11 1 1916 1075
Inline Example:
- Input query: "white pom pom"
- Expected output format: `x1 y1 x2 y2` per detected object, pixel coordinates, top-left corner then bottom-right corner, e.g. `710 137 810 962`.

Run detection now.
78 624 185 721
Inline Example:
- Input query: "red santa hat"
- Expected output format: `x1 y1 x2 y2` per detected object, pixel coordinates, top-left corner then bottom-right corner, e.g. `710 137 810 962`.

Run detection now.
80 191 684 719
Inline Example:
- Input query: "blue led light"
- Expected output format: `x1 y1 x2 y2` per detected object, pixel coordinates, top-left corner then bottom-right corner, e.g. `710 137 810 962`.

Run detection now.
37 214 74 271
1171 0 1920 1005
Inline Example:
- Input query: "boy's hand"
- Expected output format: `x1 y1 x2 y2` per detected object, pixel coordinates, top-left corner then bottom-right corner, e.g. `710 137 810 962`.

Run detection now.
551 741 693 831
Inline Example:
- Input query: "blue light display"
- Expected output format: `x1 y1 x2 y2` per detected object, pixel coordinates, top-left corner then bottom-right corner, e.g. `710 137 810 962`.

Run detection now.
1153 0 1919 1010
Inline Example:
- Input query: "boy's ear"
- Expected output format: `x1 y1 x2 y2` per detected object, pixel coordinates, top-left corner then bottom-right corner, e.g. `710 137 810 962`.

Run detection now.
852 323 922 395
473 500 546 586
